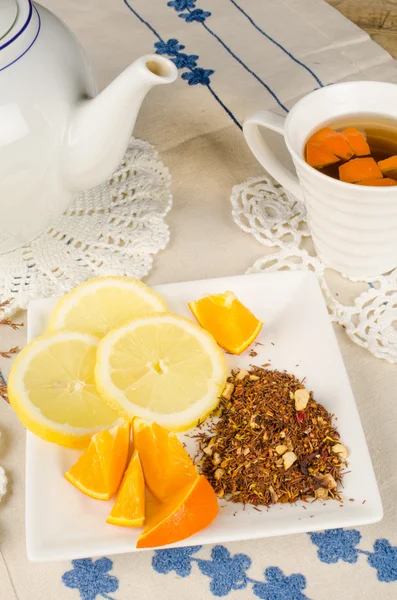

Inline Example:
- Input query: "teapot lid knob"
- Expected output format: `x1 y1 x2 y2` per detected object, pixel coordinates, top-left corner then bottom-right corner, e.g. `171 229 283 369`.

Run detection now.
0 0 18 41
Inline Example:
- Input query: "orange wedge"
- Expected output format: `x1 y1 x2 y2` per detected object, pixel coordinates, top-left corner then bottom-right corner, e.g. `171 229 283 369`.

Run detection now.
188 291 263 355
133 418 198 502
136 475 218 548
106 449 145 527
64 422 130 500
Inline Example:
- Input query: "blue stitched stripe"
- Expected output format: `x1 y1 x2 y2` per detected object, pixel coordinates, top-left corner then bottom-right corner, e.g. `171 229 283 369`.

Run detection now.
0 370 6 386
122 0 242 128
227 0 323 87
167 2 288 111
207 85 242 129
122 0 161 39
197 15 288 112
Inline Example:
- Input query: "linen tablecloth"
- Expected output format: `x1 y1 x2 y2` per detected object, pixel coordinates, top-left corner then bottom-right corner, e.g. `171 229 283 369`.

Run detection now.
1 1 397 599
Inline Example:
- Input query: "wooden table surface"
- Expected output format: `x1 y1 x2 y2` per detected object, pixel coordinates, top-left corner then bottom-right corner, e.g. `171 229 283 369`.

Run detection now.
327 0 397 58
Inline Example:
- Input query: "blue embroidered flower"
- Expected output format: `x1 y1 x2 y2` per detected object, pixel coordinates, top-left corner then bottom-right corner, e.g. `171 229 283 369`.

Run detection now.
154 38 185 56
182 67 214 85
152 546 202 577
172 52 198 69
179 8 211 23
368 539 397 582
309 528 362 564
197 545 251 596
62 558 118 600
167 0 196 10
252 567 308 600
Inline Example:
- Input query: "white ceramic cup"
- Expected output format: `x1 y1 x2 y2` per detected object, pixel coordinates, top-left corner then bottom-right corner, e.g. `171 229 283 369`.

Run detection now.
243 81 397 278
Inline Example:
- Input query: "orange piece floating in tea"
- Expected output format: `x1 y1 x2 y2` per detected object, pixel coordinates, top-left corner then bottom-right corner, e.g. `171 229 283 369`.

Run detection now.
307 127 354 160
356 177 397 187
377 155 397 176
305 142 339 169
339 157 383 184
342 128 370 157
305 122 397 185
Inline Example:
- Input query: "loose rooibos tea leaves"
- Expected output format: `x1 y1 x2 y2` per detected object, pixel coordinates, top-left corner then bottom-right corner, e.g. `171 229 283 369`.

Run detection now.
197 367 348 507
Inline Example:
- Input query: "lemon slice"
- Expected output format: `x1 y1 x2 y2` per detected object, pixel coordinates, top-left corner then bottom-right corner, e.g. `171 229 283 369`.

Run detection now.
48 276 168 337
95 314 227 431
8 330 122 448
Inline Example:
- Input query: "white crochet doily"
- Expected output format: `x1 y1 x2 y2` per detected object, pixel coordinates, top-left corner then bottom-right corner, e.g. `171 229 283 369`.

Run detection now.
0 139 172 316
231 176 397 364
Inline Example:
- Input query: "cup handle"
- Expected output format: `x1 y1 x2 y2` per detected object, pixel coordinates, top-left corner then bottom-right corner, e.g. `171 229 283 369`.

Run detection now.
243 111 303 201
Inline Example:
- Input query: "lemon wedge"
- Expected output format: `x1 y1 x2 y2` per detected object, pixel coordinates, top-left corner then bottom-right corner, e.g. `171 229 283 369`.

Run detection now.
95 313 227 431
48 276 168 337
8 330 122 448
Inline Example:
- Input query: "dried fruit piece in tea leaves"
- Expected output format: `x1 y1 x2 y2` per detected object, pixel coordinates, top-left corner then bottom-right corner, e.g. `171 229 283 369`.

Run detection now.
197 367 347 507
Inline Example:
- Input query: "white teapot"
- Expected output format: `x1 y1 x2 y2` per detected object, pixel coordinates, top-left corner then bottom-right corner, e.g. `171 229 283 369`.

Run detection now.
0 0 177 254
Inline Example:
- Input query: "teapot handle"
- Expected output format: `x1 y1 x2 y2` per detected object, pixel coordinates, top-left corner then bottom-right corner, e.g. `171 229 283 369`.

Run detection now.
243 111 303 201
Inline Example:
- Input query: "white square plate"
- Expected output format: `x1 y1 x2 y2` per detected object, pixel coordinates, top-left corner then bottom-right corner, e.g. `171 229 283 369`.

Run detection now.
25 272 383 561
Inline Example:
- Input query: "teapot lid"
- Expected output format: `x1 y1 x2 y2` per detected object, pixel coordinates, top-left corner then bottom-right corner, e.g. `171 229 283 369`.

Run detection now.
0 0 18 41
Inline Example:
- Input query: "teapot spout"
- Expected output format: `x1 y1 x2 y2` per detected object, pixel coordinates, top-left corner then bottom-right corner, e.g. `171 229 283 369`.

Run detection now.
63 55 177 191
